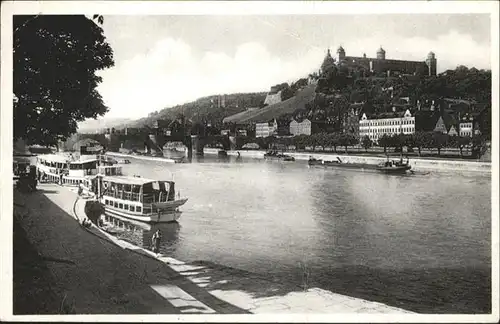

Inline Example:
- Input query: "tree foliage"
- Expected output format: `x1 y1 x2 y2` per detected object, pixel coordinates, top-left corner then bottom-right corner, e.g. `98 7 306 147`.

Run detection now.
361 135 372 152
14 15 114 145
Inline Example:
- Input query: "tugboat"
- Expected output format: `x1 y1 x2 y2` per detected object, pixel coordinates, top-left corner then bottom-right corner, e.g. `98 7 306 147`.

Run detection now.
376 156 412 174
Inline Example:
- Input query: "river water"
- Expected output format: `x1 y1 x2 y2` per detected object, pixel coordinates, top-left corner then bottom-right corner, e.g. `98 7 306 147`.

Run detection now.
103 155 491 314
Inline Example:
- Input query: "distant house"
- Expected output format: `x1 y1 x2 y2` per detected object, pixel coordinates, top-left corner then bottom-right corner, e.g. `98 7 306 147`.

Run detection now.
359 109 415 142
459 115 474 137
256 119 278 138
290 119 312 136
263 91 282 106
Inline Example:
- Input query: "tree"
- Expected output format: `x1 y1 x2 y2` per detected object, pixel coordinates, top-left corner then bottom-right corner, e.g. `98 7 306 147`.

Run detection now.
361 135 372 152
457 136 471 157
339 134 357 154
413 131 432 156
391 133 406 153
14 15 114 145
471 135 485 158
325 133 340 153
430 132 448 156
378 134 391 154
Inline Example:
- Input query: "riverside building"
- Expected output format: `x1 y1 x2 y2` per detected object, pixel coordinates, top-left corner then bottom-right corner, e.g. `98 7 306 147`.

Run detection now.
359 109 415 142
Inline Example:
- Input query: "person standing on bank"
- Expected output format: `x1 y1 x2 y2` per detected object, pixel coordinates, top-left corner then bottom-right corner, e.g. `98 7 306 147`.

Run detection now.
151 229 162 254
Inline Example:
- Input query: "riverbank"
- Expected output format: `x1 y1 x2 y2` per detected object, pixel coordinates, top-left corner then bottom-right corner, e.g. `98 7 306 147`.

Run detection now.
204 148 492 173
13 184 246 315
13 183 414 315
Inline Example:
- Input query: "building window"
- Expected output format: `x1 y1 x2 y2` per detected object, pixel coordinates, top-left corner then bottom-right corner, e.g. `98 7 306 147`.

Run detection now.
119 203 123 209
130 205 135 212
124 204 129 210
114 201 118 208
136 206 142 213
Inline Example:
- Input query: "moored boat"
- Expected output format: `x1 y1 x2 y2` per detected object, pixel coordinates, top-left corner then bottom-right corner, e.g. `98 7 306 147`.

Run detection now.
91 165 188 223
36 152 114 187
308 157 323 166
376 159 412 174
264 150 295 162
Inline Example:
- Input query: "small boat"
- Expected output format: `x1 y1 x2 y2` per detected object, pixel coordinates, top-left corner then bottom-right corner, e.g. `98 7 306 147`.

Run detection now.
264 150 295 162
376 158 412 174
308 157 323 166
116 159 131 164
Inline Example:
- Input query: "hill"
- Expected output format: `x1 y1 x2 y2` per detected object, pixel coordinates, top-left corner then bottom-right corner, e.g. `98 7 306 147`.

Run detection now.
223 84 317 124
117 92 267 130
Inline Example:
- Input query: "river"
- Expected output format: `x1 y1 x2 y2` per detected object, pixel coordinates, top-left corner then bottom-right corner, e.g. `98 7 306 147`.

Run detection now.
102 155 491 314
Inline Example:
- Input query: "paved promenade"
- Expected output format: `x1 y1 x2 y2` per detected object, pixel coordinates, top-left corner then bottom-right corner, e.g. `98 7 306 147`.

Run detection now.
14 184 247 314
14 183 414 314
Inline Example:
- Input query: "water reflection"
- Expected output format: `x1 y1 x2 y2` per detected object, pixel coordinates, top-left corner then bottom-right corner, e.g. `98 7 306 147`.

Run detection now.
114 155 490 313
101 214 180 254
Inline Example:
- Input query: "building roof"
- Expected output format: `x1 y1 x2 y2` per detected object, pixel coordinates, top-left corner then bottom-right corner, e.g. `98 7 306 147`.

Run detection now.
441 110 459 132
414 110 440 132
223 84 317 124
366 111 409 119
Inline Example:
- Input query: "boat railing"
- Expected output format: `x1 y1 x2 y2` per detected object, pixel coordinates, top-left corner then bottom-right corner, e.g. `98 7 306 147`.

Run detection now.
142 193 170 204
107 190 142 202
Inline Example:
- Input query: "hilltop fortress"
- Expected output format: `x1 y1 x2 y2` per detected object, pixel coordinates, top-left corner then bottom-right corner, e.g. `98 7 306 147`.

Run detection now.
324 46 437 77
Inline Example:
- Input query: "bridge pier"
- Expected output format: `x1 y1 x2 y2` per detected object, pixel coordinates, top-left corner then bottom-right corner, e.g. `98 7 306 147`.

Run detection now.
191 135 204 156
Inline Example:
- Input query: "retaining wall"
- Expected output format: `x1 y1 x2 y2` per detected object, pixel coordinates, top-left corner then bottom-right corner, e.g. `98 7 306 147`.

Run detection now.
204 148 492 173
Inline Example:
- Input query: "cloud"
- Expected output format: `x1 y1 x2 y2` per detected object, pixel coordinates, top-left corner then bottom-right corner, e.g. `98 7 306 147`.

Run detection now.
97 30 490 119
97 38 323 118
339 30 490 72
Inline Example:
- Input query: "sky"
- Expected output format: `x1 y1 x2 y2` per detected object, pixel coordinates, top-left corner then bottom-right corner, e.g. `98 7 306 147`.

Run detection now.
95 14 492 119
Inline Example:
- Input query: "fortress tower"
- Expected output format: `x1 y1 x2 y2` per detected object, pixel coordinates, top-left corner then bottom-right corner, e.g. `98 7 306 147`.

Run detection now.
322 45 437 77
376 46 386 60
320 48 336 74
426 51 437 76
336 46 346 62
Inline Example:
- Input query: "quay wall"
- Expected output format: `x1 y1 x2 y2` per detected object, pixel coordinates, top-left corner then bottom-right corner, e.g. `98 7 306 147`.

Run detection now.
203 148 492 173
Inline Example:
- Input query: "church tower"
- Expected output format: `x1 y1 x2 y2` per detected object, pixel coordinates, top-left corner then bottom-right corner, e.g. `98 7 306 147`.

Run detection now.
426 51 437 76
